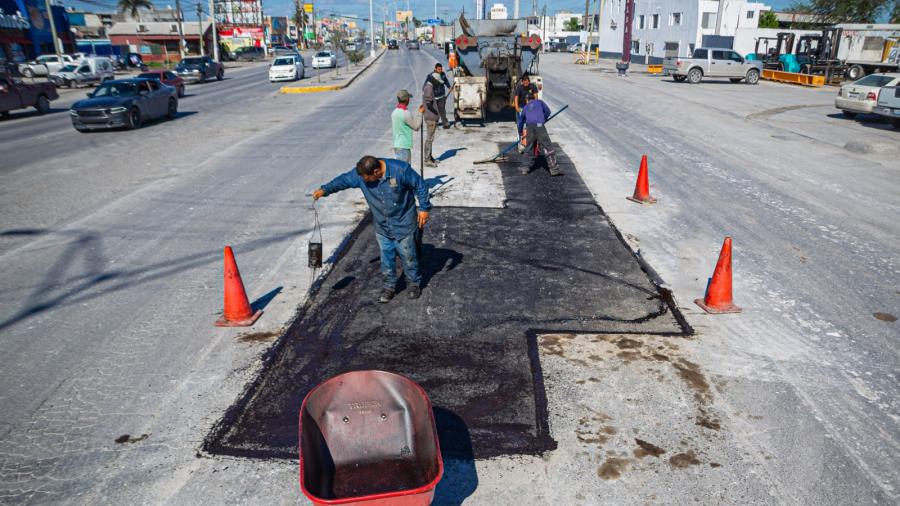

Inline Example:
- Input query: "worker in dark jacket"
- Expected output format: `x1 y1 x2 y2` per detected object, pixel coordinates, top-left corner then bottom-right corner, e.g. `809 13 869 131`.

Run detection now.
517 92 561 176
313 156 432 302
424 63 452 128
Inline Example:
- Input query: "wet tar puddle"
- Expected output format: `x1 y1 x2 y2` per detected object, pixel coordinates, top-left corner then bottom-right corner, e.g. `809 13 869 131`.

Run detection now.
204 143 689 460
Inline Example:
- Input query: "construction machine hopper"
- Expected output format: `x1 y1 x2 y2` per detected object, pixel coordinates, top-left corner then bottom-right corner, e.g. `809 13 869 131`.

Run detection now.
450 14 541 122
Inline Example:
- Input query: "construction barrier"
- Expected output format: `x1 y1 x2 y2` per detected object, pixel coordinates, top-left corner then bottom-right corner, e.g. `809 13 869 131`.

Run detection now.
647 64 663 74
762 69 825 87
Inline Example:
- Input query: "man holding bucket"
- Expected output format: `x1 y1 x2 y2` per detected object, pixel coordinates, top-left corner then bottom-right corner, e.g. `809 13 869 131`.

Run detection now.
312 155 432 303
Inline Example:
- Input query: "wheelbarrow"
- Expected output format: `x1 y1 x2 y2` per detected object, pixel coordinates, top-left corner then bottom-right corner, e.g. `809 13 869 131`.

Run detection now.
299 371 444 505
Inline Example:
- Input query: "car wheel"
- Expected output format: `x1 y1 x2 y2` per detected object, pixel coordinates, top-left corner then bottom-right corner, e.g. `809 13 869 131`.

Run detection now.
127 106 142 129
166 98 178 119
891 118 900 129
216 70 223 81
34 95 50 114
65 79 74 88
687 68 703 84
673 75 687 82
178 85 185 98
841 110 857 119
745 69 760 85
846 64 865 81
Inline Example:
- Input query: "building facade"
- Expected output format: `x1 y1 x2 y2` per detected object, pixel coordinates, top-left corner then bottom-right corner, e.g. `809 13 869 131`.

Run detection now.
0 0 30 63
489 3 507 20
587 0 767 63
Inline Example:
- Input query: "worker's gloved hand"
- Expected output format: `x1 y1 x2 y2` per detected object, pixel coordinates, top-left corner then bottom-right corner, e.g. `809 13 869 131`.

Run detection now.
417 211 429 229
312 188 325 200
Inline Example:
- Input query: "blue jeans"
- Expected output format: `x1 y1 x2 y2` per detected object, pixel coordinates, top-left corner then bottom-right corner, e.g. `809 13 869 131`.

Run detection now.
375 231 421 290
393 148 411 164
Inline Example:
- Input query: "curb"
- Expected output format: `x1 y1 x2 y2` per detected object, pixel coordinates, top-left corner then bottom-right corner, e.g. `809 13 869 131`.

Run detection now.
279 49 385 95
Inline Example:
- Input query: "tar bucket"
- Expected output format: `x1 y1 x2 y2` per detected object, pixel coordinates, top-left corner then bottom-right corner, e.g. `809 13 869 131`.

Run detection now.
299 370 444 506
309 201 323 269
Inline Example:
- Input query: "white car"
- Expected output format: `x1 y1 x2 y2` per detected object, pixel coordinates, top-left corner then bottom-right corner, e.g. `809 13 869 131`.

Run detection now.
269 55 305 82
312 51 336 69
835 72 900 118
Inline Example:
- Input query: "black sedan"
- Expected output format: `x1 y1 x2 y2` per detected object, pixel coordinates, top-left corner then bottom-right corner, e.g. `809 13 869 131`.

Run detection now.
70 78 178 132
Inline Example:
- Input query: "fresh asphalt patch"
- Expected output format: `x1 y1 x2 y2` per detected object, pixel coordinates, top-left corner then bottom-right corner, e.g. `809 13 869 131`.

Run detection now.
204 142 690 461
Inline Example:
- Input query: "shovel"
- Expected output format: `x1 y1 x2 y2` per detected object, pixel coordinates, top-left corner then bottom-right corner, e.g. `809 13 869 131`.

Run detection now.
474 104 569 164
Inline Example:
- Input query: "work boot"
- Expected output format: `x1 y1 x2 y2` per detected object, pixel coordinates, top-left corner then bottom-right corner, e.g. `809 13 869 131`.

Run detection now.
517 144 526 155
520 166 531 175
549 166 563 177
425 158 438 167
407 285 421 299
378 288 395 303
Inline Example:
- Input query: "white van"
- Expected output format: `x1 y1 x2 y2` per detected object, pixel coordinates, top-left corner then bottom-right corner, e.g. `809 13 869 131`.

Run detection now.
48 57 115 88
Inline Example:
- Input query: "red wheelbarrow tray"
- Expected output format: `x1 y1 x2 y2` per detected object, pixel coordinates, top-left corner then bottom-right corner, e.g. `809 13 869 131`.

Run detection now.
299 370 444 505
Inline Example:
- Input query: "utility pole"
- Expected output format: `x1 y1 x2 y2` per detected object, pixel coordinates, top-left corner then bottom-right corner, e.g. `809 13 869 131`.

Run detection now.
433 0 436 20
209 0 219 60
174 0 187 58
583 0 589 30
43 0 62 60
197 3 205 55
369 0 376 56
541 4 546 49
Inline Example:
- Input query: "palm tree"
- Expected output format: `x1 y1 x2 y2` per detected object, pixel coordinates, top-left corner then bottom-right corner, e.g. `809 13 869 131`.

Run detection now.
119 0 152 56
118 0 152 21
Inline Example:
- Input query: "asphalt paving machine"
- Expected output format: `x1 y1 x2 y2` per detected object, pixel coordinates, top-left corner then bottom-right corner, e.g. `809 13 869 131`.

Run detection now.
451 14 541 122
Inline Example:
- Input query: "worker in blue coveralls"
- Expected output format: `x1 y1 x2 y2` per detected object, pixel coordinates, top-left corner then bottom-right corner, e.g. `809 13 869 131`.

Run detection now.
313 155 432 303
517 91 561 177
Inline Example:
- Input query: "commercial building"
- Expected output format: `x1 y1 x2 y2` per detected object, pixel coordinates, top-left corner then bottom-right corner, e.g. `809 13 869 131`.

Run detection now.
0 0 30 63
489 3 507 20
581 0 768 63
108 21 212 63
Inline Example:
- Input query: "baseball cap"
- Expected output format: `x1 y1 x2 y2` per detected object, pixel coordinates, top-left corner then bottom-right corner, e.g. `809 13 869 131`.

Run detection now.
396 89 412 101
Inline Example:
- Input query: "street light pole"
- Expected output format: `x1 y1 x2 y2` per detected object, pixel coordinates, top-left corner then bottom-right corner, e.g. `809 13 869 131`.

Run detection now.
174 0 187 58
369 0 376 57
197 3 205 56
209 0 219 60
43 0 62 60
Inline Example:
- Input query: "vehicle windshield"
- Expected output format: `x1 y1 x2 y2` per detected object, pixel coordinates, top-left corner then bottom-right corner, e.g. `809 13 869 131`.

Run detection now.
273 57 295 66
92 82 137 97
60 65 78 72
138 73 162 79
180 58 203 65
854 75 896 87
316 52 331 57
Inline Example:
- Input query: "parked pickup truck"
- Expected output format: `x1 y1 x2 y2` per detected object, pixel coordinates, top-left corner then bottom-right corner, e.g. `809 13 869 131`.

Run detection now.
664 47 763 84
873 85 900 129
19 54 78 77
0 74 59 116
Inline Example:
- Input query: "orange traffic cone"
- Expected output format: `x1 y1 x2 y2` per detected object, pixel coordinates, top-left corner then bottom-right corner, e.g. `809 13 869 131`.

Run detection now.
695 237 742 314
626 155 658 204
215 245 263 327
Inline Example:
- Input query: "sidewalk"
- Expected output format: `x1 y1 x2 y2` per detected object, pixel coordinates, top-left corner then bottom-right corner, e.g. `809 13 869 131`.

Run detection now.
280 49 386 94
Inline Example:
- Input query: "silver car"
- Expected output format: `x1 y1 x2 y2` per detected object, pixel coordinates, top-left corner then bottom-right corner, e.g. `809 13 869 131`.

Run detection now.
664 47 763 84
835 73 900 118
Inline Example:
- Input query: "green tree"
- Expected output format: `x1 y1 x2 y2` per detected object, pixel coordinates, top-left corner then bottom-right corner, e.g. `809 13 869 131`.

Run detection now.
118 0 152 21
789 0 889 23
758 10 779 28
563 17 581 31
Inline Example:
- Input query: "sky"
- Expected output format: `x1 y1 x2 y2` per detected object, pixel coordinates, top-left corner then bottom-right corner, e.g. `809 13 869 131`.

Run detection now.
66 0 797 25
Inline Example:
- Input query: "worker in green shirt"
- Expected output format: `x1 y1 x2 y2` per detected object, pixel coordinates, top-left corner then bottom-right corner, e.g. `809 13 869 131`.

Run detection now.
391 89 424 164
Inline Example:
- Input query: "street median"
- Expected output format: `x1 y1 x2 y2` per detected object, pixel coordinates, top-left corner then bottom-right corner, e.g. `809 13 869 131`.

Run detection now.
280 49 385 95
